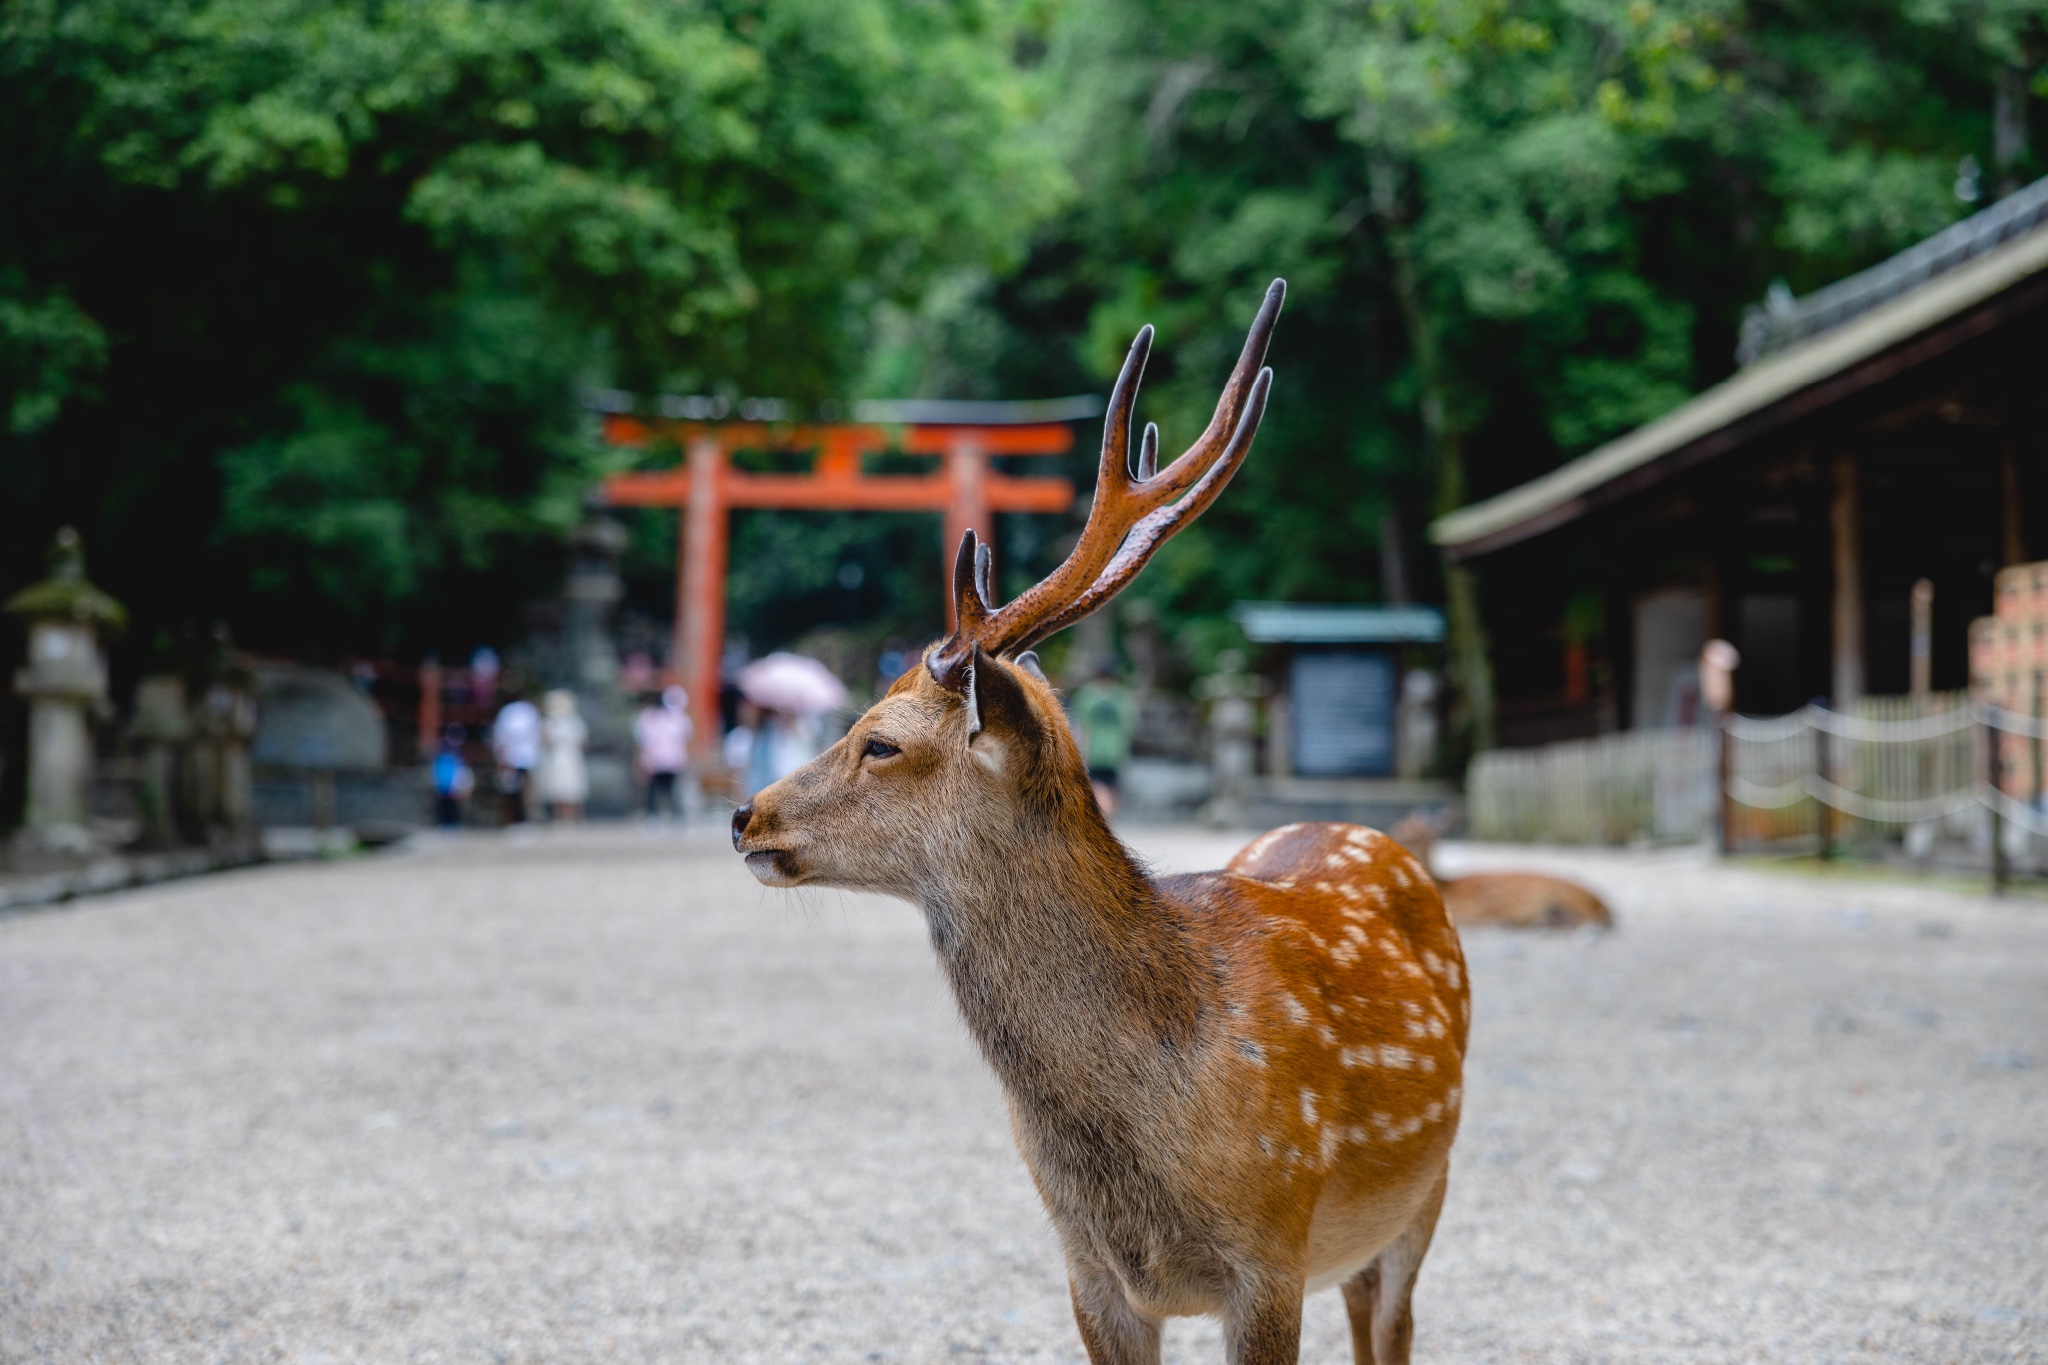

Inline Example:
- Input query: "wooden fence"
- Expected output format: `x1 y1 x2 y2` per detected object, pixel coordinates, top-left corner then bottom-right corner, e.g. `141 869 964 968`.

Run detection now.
1467 692 1977 846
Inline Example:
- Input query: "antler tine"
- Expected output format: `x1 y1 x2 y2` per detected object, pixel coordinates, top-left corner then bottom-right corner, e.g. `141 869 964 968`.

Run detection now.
1140 278 1286 500
1012 365 1272 653
924 279 1284 688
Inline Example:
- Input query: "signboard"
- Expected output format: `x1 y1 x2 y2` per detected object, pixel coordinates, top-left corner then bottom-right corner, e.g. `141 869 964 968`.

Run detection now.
1290 649 1396 777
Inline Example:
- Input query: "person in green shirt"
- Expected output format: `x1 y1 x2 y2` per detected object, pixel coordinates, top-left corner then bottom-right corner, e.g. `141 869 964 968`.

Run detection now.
1071 666 1138 819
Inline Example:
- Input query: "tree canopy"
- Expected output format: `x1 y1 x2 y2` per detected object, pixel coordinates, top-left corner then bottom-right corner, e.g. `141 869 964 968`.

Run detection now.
1 0 2040 724
0 0 1059 662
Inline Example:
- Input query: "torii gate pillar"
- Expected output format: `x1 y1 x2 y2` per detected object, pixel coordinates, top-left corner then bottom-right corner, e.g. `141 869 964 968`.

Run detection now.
678 435 729 753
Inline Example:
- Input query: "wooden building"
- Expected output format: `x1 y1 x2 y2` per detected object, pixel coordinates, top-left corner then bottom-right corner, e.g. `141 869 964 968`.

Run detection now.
1432 176 2048 746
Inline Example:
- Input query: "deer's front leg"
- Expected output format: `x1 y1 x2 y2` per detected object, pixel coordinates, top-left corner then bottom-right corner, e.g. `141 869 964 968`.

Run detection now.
1223 1275 1304 1365
1067 1258 1162 1365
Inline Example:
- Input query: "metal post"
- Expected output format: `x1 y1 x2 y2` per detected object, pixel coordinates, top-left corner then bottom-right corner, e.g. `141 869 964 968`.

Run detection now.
1986 706 2008 894
1717 711 1735 857
1815 713 1834 861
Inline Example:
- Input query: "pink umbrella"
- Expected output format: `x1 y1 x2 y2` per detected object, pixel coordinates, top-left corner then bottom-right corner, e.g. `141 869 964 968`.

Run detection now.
736 652 850 716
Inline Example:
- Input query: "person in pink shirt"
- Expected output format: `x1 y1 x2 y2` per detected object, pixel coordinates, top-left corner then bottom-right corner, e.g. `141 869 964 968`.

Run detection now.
634 685 693 822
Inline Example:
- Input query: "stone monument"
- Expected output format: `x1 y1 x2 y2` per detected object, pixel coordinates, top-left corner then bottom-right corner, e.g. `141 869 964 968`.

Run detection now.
6 528 125 856
1196 650 1268 827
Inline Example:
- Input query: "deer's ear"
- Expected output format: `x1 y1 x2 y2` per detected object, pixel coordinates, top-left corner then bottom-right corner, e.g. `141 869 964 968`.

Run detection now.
965 646 1047 761
1014 650 1049 685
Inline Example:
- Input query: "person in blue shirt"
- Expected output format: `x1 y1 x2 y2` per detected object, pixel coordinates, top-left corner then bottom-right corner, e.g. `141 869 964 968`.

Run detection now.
432 724 474 828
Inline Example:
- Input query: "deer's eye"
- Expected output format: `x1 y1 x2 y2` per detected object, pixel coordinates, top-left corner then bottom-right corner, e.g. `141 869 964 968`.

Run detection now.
862 737 901 761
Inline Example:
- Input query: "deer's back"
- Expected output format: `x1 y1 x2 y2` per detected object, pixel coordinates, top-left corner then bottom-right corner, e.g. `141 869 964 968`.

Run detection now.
1444 871 1612 928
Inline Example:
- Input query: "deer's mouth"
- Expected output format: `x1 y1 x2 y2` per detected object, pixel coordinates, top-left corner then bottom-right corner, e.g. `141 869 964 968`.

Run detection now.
744 848 803 886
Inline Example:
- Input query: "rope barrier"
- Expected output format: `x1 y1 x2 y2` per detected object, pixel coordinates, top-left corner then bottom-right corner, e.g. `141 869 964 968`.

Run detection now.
1803 775 1978 824
1977 783 2048 838
1803 704 1978 741
1979 702 2048 741
1726 775 1813 810
1721 697 2048 847
1723 710 1814 743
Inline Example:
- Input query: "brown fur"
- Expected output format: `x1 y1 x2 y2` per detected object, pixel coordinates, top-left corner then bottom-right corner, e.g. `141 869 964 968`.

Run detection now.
1388 814 1613 929
735 652 1469 1363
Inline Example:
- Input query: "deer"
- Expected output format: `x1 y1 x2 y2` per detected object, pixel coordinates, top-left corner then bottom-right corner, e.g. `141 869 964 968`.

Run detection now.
1389 810 1612 930
730 280 1469 1365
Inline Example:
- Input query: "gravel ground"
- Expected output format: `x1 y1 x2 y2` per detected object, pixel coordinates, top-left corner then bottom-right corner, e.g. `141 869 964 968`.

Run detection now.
2 824 2043 1364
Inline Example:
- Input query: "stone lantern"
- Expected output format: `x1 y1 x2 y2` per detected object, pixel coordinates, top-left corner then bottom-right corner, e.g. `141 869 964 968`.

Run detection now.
6 528 125 854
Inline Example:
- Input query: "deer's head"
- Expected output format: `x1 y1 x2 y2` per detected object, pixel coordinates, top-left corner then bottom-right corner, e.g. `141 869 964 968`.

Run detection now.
732 280 1285 897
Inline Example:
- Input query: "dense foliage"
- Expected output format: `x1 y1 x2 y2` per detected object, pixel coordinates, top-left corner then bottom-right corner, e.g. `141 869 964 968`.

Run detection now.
0 0 1056 663
946 0 2041 743
2 0 2041 738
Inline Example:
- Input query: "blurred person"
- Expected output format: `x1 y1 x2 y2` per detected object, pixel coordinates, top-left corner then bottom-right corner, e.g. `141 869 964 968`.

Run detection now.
491 691 540 824
431 723 474 828
538 689 588 821
470 645 500 710
1072 664 1137 819
635 685 693 822
724 701 759 801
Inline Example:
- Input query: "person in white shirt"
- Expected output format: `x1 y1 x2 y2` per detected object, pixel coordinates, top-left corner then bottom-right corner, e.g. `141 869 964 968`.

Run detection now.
634 685 693 821
491 694 541 824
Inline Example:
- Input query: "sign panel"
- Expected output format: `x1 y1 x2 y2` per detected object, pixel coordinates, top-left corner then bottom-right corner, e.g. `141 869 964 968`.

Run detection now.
1290 649 1396 777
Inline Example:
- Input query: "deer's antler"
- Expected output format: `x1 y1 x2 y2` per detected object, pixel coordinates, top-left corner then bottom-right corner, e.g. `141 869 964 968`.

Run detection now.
928 278 1284 690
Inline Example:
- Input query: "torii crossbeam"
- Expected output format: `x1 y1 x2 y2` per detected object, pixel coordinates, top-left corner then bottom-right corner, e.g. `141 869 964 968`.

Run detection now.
600 413 1078 758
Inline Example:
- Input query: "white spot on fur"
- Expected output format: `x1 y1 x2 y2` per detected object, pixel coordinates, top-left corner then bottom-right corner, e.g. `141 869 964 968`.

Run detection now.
1339 1045 1377 1069
1280 994 1310 1026
1380 1045 1416 1070
1406 1019 1429 1039
1423 1102 1444 1124
1420 1056 1438 1074
1317 1023 1337 1046
1237 1038 1266 1066
1421 950 1444 977
1257 1133 1274 1157
1300 1089 1319 1125
1320 1125 1342 1165
1324 853 1346 870
1239 825 1302 864
1390 864 1412 888
1445 960 1463 990
1446 1084 1463 1110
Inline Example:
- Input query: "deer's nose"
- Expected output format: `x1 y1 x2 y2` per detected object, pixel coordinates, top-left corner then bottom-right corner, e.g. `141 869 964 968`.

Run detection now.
731 802 754 851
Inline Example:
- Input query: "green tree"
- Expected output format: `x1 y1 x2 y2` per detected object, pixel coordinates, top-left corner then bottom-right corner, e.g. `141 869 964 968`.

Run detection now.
0 0 1058 659
974 0 2039 754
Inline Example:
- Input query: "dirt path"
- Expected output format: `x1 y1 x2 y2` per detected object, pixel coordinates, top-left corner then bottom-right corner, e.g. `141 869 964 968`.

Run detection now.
2 825 2042 1362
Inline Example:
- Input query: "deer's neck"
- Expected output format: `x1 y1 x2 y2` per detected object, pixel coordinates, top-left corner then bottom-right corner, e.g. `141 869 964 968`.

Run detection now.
914 823 1210 1112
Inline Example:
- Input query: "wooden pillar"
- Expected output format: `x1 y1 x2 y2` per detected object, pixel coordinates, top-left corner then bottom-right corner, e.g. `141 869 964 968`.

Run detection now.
1910 577 1934 701
1830 453 1864 708
417 657 442 762
680 435 728 763
942 434 990 627
2003 442 2028 566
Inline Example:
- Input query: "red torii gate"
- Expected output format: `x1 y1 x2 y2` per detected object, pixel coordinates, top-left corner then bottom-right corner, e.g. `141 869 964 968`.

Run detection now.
600 413 1079 758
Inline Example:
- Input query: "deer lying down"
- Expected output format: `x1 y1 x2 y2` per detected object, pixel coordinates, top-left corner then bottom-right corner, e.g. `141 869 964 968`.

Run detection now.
1389 814 1613 929
734 282 1471 1365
